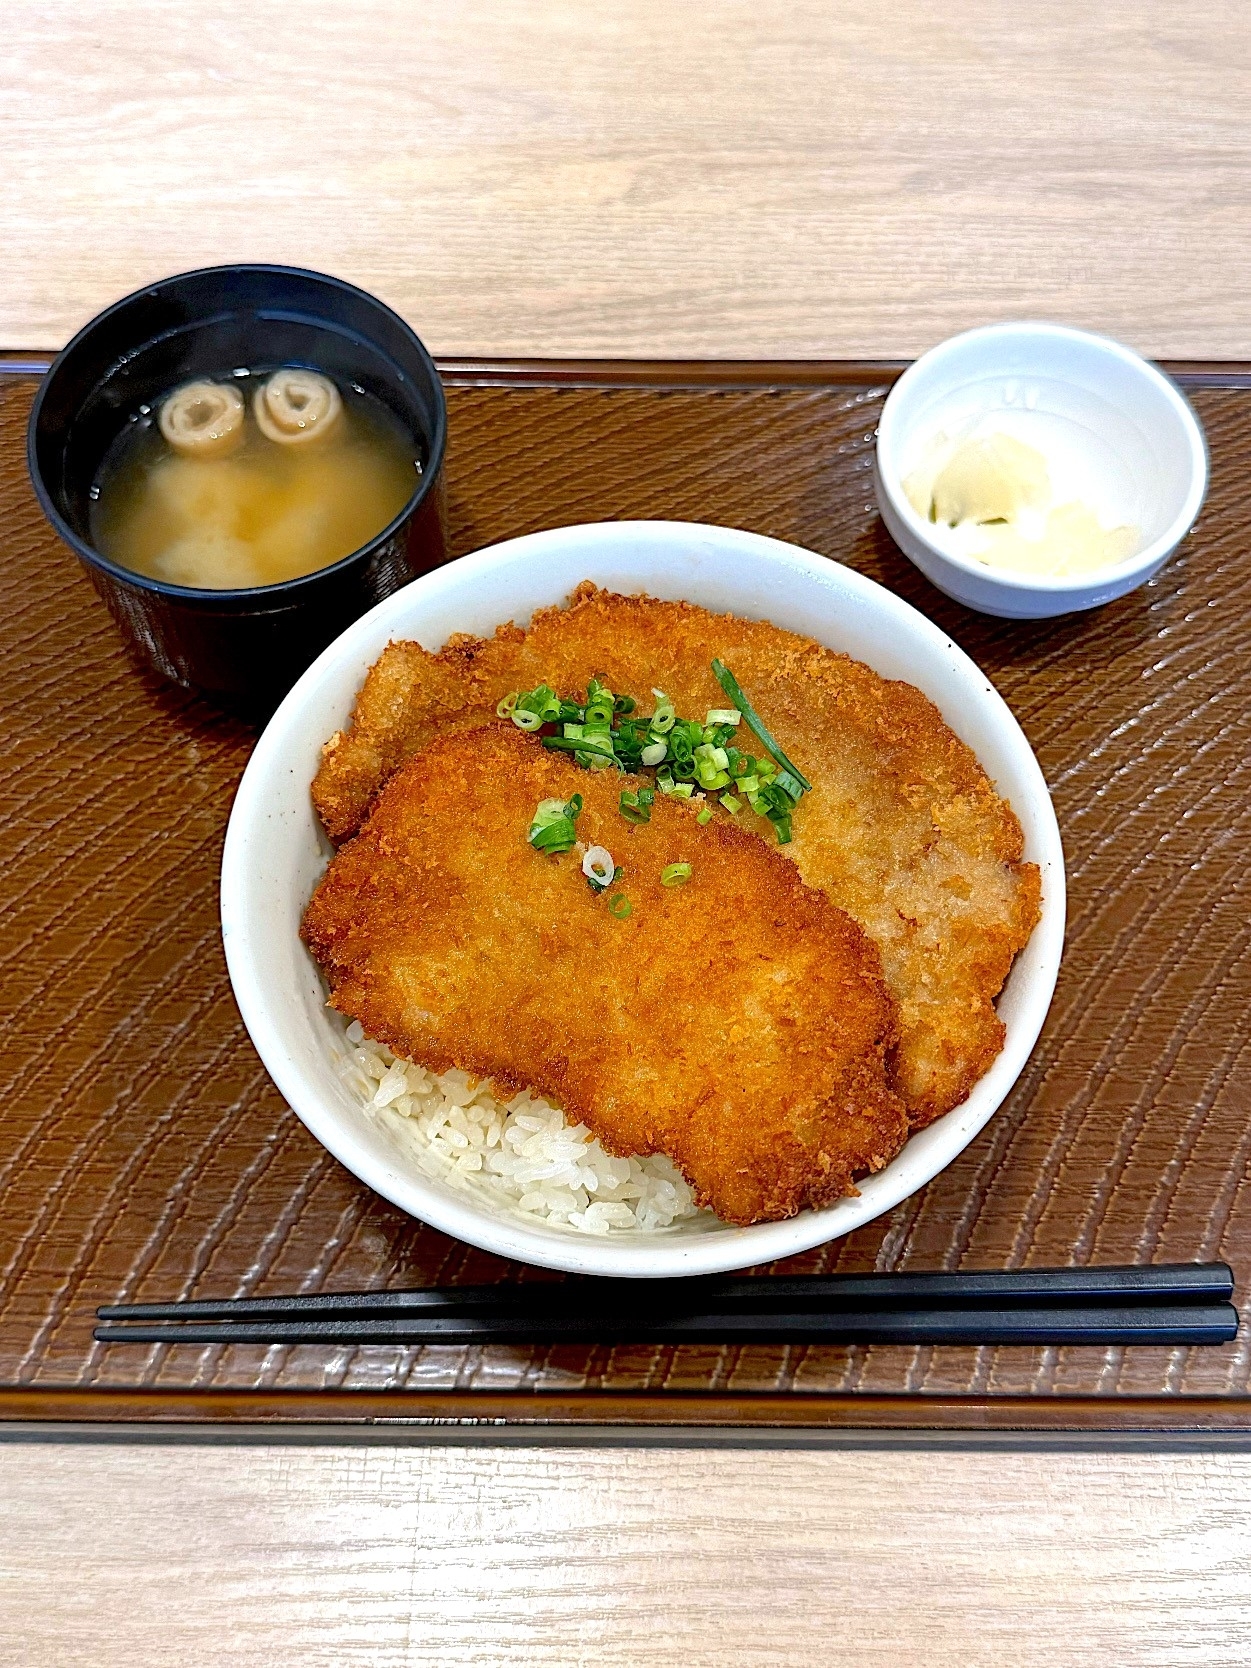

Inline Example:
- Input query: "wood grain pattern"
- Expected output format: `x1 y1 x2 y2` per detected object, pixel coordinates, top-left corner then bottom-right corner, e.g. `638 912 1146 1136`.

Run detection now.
2 363 1251 1423
3 1 1251 360
6 1442 1251 1666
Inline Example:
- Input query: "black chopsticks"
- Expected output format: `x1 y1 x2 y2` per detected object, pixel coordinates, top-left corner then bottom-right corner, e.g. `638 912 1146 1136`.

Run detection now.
94 1263 1238 1349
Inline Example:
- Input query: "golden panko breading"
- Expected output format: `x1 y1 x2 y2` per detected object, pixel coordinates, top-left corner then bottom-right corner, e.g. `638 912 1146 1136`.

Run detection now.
312 585 1042 1127
302 728 907 1226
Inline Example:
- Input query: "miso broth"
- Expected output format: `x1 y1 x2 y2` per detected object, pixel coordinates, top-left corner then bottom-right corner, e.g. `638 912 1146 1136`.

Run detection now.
90 371 421 590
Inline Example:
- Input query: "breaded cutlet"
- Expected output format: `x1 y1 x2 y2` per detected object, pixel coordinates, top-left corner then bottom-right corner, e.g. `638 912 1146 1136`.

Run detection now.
301 727 907 1226
312 585 1042 1127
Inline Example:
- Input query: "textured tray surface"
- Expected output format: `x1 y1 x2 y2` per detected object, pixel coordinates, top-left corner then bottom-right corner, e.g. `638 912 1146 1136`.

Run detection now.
2 365 1249 1418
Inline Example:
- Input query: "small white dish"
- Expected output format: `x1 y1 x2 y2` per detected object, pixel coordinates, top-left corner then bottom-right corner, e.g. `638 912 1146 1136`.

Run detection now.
874 322 1208 619
220 520 1065 1278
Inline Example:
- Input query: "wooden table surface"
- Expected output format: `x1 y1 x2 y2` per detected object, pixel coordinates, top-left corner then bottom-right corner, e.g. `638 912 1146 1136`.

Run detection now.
6 2 1251 1660
3 0 1251 361
4 1438 1250 1667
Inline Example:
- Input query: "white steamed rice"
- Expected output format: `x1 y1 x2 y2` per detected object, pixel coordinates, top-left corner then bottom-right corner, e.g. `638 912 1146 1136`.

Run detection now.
332 1018 703 1235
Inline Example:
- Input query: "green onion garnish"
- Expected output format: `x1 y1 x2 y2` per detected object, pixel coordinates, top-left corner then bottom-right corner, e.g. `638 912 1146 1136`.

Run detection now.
619 786 655 824
512 683 562 732
518 665 811 848
541 734 616 761
650 691 677 734
660 862 692 887
607 892 632 919
710 659 812 793
527 792 583 854
696 808 712 825
582 845 616 891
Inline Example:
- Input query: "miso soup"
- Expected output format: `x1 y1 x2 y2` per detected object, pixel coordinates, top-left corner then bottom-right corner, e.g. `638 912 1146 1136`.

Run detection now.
90 369 422 591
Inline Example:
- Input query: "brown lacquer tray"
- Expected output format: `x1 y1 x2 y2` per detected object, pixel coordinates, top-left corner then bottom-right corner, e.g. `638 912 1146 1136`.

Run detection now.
2 356 1250 1435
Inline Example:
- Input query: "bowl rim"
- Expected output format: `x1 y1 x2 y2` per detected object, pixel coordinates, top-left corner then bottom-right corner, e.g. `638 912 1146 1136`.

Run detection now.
220 518 1066 1277
26 261 448 608
875 320 1209 595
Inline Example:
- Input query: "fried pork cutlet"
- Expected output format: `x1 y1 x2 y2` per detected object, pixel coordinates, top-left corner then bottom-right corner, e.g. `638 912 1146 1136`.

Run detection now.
302 727 907 1226
312 585 1042 1128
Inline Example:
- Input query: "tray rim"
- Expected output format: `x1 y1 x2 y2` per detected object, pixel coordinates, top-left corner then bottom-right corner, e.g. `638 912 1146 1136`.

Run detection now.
5 352 1251 391
3 1389 1251 1435
3 357 1247 1430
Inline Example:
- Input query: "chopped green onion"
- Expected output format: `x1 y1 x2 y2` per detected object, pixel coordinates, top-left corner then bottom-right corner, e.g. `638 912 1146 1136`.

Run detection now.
541 734 616 760
660 862 693 887
696 808 713 825
619 786 655 824
496 692 519 717
527 792 582 854
519 668 810 848
650 692 677 734
512 683 562 730
607 893 633 919
530 797 569 828
582 845 616 891
710 659 812 792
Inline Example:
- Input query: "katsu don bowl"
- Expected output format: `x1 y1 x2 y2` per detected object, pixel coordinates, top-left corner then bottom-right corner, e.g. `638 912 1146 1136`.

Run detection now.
221 521 1065 1278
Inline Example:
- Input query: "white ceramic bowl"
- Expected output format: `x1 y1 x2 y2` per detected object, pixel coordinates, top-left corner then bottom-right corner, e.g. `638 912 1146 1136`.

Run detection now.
874 322 1208 619
221 521 1065 1278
